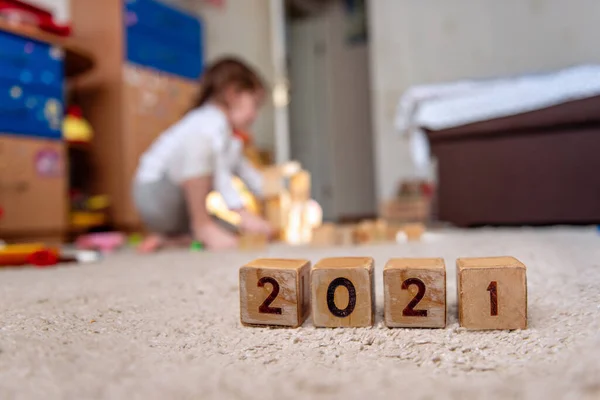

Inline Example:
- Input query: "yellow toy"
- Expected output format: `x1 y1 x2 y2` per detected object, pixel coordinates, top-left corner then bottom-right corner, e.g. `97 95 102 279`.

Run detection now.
63 105 94 143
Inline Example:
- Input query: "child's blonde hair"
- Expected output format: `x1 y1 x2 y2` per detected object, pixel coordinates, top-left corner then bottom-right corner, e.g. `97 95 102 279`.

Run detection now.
193 57 266 108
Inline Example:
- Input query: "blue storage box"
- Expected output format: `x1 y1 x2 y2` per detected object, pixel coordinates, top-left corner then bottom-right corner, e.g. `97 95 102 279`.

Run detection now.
125 0 202 50
0 31 63 89
124 0 203 79
0 31 64 139
127 31 202 80
0 78 63 140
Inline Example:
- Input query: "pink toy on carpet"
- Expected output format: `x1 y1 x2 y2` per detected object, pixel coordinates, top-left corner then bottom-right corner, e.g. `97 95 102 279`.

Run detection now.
76 232 125 253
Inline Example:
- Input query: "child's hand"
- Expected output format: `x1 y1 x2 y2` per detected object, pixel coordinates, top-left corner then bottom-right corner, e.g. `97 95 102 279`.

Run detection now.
195 222 239 251
238 210 274 237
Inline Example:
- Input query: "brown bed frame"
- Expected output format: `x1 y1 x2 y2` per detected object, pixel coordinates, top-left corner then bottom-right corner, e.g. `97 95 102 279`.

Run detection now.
425 95 600 227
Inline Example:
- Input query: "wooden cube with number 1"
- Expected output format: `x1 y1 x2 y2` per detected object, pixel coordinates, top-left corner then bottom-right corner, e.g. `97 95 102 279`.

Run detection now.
384 258 446 328
311 257 375 328
240 259 311 327
457 257 527 330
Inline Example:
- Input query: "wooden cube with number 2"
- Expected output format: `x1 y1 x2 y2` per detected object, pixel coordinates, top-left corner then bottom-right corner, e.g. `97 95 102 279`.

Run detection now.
457 257 527 330
239 259 311 327
311 257 375 328
384 258 446 328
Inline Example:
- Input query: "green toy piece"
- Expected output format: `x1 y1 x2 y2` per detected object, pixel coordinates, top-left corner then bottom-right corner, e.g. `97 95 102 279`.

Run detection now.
128 233 143 246
190 241 204 252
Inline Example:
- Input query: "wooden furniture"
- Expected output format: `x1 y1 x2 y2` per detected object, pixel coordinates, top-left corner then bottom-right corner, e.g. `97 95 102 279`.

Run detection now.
71 0 203 230
425 96 600 226
0 22 94 242
0 135 66 241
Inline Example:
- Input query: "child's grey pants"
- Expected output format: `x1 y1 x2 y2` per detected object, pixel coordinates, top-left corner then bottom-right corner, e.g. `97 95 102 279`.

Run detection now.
132 176 190 236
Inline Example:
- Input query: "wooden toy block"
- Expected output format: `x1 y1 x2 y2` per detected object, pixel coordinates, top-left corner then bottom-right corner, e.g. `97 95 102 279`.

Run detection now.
311 257 375 327
353 220 376 244
401 223 426 241
386 224 402 242
457 257 527 330
262 167 285 198
374 219 388 241
384 258 446 328
279 161 302 177
262 162 303 198
312 223 337 246
263 193 290 240
239 233 268 251
290 170 311 202
240 258 311 327
335 225 355 246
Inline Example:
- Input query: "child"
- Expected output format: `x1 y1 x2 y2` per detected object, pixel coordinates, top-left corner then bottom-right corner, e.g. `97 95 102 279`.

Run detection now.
133 57 273 252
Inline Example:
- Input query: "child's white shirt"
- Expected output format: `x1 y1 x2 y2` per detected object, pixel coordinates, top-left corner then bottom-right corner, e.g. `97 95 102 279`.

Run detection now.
135 104 263 210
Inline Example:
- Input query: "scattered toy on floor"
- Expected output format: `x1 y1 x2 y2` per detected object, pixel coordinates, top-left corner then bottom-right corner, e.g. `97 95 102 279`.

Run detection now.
0 243 101 268
190 241 204 252
75 232 125 253
310 220 425 247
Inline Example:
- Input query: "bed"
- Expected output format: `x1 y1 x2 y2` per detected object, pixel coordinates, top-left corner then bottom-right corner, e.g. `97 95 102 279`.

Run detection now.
396 65 600 226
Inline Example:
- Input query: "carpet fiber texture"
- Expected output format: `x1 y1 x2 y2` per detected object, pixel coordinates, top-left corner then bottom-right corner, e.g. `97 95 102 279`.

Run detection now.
1 228 599 399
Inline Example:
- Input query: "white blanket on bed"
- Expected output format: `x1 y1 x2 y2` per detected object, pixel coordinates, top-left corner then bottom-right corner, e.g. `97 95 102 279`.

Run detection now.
395 64 600 177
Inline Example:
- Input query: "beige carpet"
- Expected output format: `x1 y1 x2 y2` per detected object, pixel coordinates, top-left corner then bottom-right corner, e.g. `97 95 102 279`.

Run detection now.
1 228 600 400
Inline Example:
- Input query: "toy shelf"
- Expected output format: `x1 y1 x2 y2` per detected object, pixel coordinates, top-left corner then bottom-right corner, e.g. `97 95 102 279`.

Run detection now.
0 19 95 78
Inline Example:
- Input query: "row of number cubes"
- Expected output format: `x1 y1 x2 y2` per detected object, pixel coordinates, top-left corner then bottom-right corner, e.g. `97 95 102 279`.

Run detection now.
240 257 527 330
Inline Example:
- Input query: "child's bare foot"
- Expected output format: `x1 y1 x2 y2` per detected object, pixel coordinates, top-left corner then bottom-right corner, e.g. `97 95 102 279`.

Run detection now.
138 234 165 253
195 222 238 251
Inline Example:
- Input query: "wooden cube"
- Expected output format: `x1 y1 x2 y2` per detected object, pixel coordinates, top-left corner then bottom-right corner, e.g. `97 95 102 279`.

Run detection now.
279 161 302 177
240 258 311 327
384 258 446 328
311 257 375 327
239 233 268 251
290 170 311 202
312 223 337 246
353 221 376 244
457 257 527 330
335 225 355 246
263 193 290 240
401 223 426 241
262 166 285 198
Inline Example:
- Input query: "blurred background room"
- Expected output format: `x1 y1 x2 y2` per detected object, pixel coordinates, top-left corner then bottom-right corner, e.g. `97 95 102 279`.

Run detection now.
1 0 600 256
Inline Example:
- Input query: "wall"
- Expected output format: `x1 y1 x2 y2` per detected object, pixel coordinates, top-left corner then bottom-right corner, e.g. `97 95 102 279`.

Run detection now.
289 1 376 220
325 1 375 218
28 0 69 22
368 0 600 202
173 0 277 151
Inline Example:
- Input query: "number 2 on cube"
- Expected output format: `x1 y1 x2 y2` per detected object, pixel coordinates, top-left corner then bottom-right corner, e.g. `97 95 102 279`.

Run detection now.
258 277 282 315
401 278 427 317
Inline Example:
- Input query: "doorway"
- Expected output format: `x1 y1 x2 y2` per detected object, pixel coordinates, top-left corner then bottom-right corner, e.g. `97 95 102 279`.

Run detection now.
286 0 376 221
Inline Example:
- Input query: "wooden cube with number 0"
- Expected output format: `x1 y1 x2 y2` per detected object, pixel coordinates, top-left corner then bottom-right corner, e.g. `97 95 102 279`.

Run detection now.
457 257 527 330
240 259 311 327
311 257 375 327
384 258 446 328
